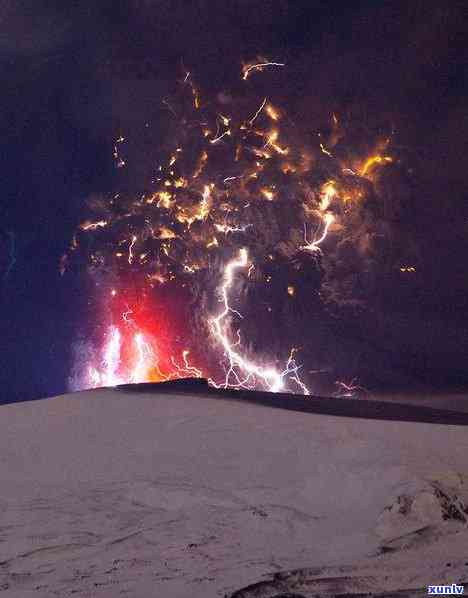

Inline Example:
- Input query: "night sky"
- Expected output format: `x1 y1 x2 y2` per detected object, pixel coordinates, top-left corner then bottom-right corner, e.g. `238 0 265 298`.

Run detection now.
1 0 468 404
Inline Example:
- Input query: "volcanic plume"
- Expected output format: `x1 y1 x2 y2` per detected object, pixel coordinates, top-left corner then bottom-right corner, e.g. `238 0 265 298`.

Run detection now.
63 61 418 394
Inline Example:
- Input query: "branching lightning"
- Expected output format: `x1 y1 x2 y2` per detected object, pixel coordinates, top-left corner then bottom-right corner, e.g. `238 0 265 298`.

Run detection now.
209 248 307 392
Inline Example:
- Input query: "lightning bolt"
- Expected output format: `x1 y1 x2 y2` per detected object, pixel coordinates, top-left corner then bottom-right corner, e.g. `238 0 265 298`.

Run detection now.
91 326 122 387
302 212 335 253
209 249 309 394
132 333 155 383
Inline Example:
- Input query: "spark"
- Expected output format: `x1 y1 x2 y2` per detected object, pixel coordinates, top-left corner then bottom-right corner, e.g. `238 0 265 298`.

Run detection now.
192 150 208 178
214 223 251 234
128 235 137 264
183 263 199 273
174 177 187 188
156 191 174 208
319 180 338 211
199 185 212 219
264 129 289 155
281 163 296 174
158 227 177 239
360 155 393 177
335 378 366 398
265 103 280 121
191 83 201 109
122 309 133 322
319 142 333 157
248 97 267 125
113 136 126 168
147 272 166 285
209 129 231 144
242 61 285 80
261 188 276 201
80 220 108 231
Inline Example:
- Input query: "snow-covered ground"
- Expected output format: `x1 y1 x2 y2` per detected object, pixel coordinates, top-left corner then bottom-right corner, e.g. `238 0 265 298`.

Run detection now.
1 386 467 597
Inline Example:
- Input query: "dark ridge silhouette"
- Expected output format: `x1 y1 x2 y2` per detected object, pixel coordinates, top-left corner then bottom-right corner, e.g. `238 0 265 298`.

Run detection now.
116 377 209 392
227 567 455 597
115 378 468 427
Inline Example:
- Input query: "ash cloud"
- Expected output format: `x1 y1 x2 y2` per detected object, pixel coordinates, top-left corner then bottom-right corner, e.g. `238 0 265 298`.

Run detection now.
62 69 424 389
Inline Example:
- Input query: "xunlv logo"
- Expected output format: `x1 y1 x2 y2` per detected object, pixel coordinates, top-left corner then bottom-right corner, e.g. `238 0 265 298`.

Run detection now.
427 584 464 594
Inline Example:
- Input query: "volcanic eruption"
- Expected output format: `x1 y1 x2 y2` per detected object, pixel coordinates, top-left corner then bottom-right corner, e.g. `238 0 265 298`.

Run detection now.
62 59 417 394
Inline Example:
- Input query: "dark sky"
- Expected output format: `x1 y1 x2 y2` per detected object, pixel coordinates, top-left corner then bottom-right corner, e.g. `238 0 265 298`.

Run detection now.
1 0 467 403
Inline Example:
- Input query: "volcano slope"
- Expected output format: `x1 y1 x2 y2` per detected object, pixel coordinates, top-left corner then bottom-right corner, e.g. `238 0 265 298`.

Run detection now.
1 380 467 597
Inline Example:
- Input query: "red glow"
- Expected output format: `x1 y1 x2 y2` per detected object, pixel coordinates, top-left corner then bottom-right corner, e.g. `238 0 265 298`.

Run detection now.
88 280 205 387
